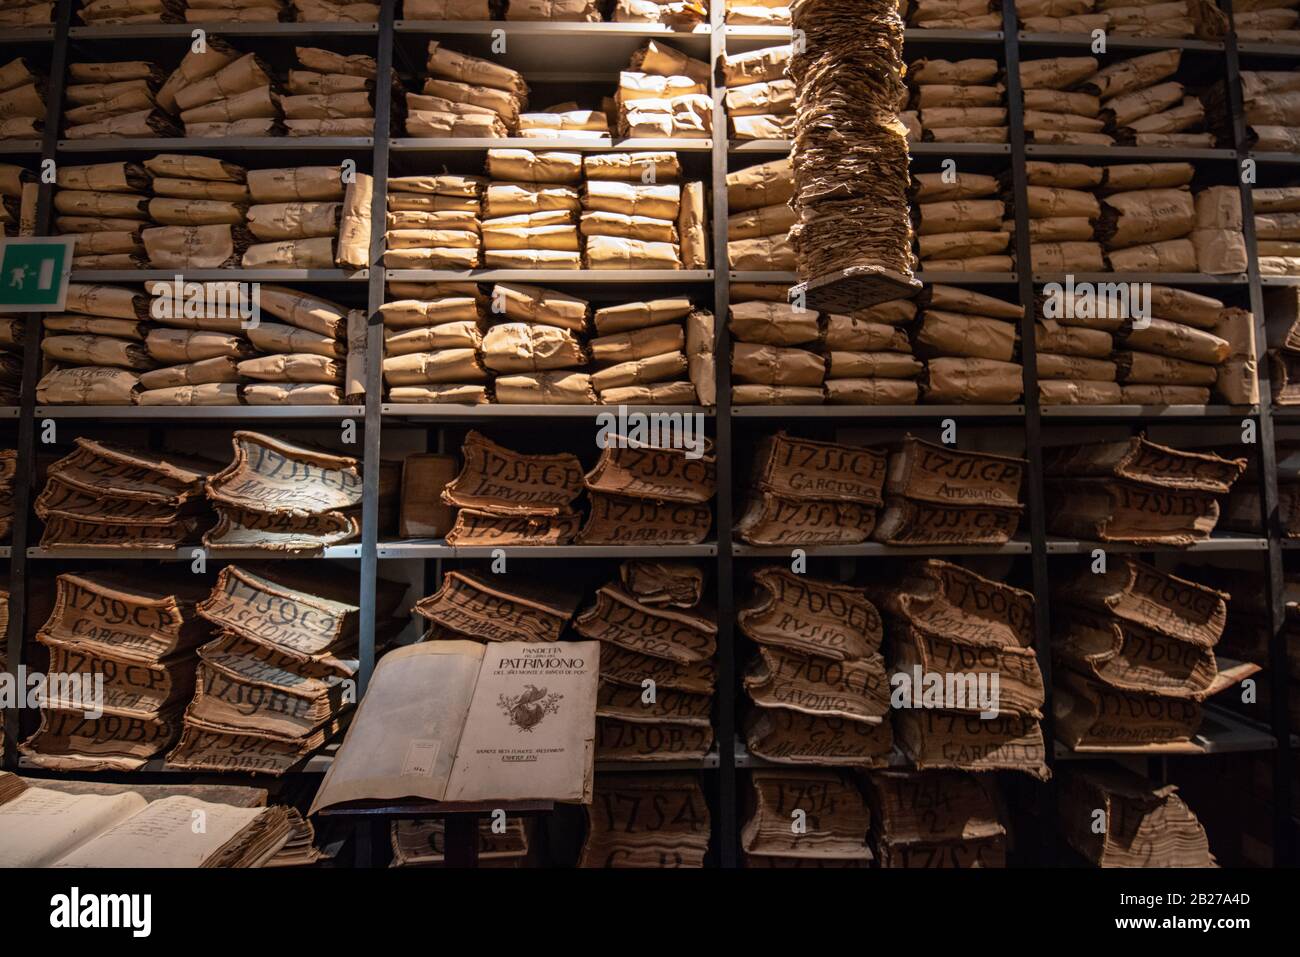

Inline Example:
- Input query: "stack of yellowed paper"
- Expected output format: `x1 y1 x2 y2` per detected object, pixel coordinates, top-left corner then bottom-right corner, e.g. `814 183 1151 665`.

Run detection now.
1250 187 1300 277
576 561 717 763
742 769 873 867
580 773 711 866
579 436 716 545
1234 0 1300 42
870 770 1008 867
282 46 377 136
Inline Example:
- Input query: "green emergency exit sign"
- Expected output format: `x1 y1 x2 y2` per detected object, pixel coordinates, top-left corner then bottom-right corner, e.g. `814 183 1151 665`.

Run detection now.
0 237 75 311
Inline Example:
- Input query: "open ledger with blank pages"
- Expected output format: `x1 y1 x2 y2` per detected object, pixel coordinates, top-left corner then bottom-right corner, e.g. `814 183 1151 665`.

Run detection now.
309 640 600 813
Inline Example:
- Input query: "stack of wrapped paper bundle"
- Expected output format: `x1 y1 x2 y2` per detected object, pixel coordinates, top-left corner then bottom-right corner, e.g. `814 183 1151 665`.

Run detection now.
0 57 46 140
203 431 378 553
76 0 183 24
169 47 286 138
1223 68 1300 154
0 1 52 24
414 570 581 646
729 288 923 406
169 564 403 774
0 161 35 238
876 436 1026 545
1052 557 1249 751
742 769 873 867
34 437 216 550
290 0 379 20
869 771 1007 867
182 0 289 23
504 0 602 18
0 321 18 404
281 47 377 137
591 150 707 270
1016 0 1226 38
391 818 532 868
1235 0 1300 42
20 572 210 772
1019 159 1103 274
908 57 1007 145
1256 187 1300 277
1090 50 1213 149
580 774 710 867
1045 435 1245 545
438 431 585 545
588 293 711 405
54 161 154 268
517 102 609 142
726 0 788 23
913 284 1024 404
874 560 1049 780
721 44 793 142
735 433 887 544
912 168 1010 272
1059 766 1215 866
384 173 484 269
1266 285 1300 402
1224 443 1300 537
1017 55 1111 145
63 60 176 140
738 566 894 767
380 281 491 402
577 437 715 545
37 283 155 406
613 0 709 28
484 148 583 268
726 156 794 271
577 561 717 763
410 41 525 137
903 0 1000 28
617 43 713 139
0 451 13 539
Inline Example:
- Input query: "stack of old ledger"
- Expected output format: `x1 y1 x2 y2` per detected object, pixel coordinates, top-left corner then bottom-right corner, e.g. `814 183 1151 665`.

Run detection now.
1235 0 1300 42
0 57 46 140
384 173 484 269
612 0 709 24
726 0 787 23
581 435 716 544
869 770 1007 867
1059 766 1215 866
1013 0 1226 38
1052 558 1241 750
1254 187 1300 277
721 43 793 142
0 1 52 24
737 565 893 767
203 431 368 553
788 0 916 287
52 154 371 271
727 156 794 271
577 561 717 763
35 437 215 549
37 279 363 406
169 563 402 773
912 168 1011 272
906 57 1007 145
876 435 1026 545
736 432 886 545
439 430 585 545
1044 435 1245 545
580 774 710 867
62 59 176 140
876 561 1047 779
742 769 872 867
408 40 526 137
913 284 1024 404
617 41 712 140
20 572 209 772
391 817 531 868
903 0 999 29
1223 68 1300 153
1038 279 1251 407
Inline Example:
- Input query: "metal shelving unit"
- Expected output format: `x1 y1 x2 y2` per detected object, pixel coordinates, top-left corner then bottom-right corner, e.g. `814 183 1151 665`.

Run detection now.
0 0 1293 870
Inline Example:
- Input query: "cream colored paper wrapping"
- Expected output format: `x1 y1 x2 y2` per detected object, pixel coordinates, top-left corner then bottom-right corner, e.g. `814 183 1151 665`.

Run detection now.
243 237 337 269
337 173 373 269
585 235 682 270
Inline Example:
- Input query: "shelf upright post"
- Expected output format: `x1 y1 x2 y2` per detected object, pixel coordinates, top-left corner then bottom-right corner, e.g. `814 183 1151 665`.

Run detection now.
1002 0 1057 865
1221 0 1293 867
709 2 737 869
2 0 72 770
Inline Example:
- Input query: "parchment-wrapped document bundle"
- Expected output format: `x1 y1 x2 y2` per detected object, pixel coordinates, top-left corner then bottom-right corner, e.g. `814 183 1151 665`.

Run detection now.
0 449 14 540
727 157 793 271
576 561 717 763
0 2 52 26
1051 556 1256 749
1249 187 1300 278
580 773 710 866
581 434 716 545
309 639 599 808
873 560 1049 779
1231 0 1300 42
869 770 1007 867
903 0 999 30
725 0 787 24
0 56 46 141
20 572 210 771
722 43 793 142
1044 434 1245 545
1009 0 1226 39
913 284 1024 403
912 170 1011 272
742 769 872 867
738 566 893 767
1211 68 1300 155
907 56 1007 145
